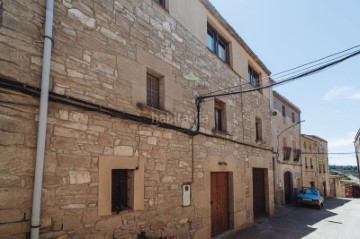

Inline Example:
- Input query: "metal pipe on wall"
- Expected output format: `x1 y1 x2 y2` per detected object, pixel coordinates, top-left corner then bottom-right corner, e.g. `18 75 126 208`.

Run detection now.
31 0 54 238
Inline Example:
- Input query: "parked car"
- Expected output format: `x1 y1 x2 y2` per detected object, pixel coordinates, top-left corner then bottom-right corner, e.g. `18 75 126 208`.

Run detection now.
296 187 324 209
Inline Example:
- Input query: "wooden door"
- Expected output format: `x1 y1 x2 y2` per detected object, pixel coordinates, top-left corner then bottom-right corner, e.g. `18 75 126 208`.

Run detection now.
284 172 293 204
252 168 266 219
330 178 336 197
211 172 229 237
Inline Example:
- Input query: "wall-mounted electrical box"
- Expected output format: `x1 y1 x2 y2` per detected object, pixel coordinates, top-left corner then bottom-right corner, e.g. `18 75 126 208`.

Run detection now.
182 184 191 207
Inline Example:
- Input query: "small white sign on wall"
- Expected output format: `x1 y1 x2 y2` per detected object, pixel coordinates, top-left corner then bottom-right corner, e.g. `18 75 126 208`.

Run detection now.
182 184 191 207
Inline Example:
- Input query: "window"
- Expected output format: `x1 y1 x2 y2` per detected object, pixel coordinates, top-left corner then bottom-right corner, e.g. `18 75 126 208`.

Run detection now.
310 158 313 168
248 66 260 89
214 100 225 131
310 182 315 187
293 141 300 161
112 169 129 213
283 147 292 161
282 105 286 117
292 112 296 123
305 157 308 168
154 0 165 8
207 24 228 63
294 149 301 161
147 73 160 109
255 118 262 141
98 156 144 217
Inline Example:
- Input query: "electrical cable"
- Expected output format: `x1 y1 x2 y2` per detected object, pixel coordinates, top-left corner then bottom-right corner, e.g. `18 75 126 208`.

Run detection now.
0 77 274 152
201 44 360 97
270 50 357 82
198 49 360 100
270 44 360 78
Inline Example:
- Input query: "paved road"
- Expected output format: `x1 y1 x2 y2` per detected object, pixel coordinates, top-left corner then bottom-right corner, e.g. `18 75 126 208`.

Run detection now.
227 198 360 239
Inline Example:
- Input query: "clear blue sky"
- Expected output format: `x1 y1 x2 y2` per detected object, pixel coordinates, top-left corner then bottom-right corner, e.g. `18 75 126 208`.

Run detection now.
209 0 360 165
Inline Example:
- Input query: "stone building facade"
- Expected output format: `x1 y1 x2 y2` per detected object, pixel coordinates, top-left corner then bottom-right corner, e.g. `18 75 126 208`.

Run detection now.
0 0 275 238
301 135 330 197
271 91 302 205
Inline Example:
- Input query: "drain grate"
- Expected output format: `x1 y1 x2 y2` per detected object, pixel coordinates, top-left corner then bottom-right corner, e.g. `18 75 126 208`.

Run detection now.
326 220 342 224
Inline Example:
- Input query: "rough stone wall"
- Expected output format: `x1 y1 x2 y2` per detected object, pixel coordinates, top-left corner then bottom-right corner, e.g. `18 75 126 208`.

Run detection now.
0 90 196 238
0 0 274 238
0 88 273 238
0 0 271 136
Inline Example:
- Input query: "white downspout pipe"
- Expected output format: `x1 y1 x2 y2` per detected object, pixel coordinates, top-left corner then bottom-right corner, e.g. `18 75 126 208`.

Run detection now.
31 0 54 238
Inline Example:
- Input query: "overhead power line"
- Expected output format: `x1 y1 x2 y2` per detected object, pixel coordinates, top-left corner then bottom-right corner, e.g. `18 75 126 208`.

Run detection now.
271 44 360 78
198 49 360 100
201 44 360 97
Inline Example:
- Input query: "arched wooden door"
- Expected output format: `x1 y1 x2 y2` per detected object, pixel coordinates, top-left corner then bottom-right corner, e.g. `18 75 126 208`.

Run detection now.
284 172 293 205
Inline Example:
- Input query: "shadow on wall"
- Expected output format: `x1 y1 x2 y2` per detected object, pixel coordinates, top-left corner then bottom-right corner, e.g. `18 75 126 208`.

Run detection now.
227 198 351 239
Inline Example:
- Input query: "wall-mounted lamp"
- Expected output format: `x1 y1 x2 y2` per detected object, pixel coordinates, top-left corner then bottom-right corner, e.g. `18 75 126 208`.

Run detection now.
218 162 228 166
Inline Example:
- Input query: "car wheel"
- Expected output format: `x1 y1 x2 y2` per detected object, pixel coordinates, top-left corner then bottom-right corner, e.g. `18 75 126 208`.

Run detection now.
317 204 322 210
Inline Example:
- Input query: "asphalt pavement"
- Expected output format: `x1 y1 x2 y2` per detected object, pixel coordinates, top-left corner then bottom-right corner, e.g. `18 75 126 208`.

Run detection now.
226 198 360 239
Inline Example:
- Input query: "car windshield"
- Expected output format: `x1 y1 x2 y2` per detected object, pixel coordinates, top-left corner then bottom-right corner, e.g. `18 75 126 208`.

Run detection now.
301 188 319 195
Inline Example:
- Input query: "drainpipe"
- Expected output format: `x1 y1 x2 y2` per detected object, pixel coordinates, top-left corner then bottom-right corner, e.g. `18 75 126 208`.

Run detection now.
31 0 54 238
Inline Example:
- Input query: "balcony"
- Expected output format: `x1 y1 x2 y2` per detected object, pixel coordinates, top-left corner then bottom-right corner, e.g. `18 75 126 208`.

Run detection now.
283 147 292 161
293 149 301 161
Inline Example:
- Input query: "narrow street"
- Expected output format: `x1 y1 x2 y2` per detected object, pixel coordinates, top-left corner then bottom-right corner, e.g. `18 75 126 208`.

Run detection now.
227 198 360 239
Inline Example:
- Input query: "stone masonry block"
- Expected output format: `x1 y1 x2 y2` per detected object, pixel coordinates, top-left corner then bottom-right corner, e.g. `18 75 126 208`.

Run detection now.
69 171 91 184
114 146 134 156
0 209 24 224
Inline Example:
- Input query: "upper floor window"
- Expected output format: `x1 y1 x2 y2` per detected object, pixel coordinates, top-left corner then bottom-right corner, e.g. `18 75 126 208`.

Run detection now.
154 0 166 8
248 66 260 89
255 117 263 141
147 73 160 109
282 105 286 117
283 146 292 161
207 24 228 63
214 100 226 131
292 112 296 123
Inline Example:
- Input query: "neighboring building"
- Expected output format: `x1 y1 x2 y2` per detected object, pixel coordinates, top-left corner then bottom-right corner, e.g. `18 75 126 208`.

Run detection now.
340 180 360 198
355 129 360 179
301 135 330 197
271 91 302 205
0 0 275 238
